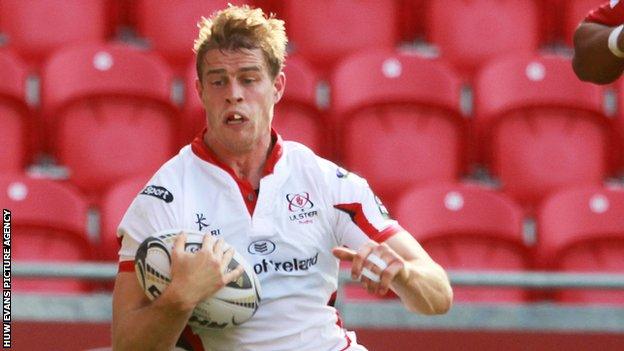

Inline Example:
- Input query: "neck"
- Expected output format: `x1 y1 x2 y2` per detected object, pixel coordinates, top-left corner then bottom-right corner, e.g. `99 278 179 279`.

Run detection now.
203 132 273 189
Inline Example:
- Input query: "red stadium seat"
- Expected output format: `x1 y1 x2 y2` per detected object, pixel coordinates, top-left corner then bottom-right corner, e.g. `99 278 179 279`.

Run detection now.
426 0 540 81
99 175 150 262
0 50 30 171
0 0 109 67
537 185 624 305
273 56 326 155
284 0 398 75
41 43 177 198
563 0 605 46
615 78 624 150
397 0 429 42
184 61 205 144
332 50 464 208
395 182 530 303
135 0 247 73
0 173 92 293
474 53 615 211
185 55 326 154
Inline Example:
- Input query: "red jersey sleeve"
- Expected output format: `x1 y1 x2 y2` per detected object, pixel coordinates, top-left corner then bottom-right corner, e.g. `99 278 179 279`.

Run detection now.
585 0 624 26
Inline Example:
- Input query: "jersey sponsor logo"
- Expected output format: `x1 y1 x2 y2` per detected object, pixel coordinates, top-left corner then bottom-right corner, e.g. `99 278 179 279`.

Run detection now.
253 252 319 275
286 192 318 224
247 239 277 255
140 185 174 203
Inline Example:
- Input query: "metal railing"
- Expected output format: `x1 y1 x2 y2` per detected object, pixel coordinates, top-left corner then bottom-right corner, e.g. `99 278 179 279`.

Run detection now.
11 262 624 331
13 261 624 289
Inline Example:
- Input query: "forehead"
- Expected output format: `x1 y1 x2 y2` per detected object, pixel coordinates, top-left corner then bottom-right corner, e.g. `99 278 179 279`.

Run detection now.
201 48 268 75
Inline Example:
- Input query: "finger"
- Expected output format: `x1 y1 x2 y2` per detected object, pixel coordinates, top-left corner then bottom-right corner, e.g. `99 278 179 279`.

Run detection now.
366 252 388 272
332 247 356 261
360 267 381 283
352 244 375 280
224 264 245 283
362 275 377 295
221 247 235 271
213 238 224 259
378 260 403 296
201 233 215 253
173 232 187 255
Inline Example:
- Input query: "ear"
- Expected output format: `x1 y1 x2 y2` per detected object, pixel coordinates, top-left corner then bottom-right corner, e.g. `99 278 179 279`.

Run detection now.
195 78 203 100
273 71 286 104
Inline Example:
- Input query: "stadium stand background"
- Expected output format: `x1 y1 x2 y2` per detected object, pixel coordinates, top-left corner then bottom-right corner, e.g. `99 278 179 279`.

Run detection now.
1 0 624 350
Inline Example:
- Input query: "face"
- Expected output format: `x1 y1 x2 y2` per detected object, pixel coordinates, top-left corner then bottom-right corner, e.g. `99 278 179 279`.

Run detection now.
195 48 285 155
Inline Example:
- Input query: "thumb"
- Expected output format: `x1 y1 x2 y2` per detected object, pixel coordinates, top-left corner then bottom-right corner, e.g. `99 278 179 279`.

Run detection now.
332 247 356 262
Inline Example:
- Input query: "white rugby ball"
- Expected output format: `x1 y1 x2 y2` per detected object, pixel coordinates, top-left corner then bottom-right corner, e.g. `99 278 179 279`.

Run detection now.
134 229 261 330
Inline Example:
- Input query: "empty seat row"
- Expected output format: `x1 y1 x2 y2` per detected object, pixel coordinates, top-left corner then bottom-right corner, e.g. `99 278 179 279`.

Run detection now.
2 45 623 211
3 173 623 305
0 0 608 77
354 182 624 305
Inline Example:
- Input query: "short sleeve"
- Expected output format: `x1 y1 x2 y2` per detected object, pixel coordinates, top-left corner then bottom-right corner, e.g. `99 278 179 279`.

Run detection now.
117 175 180 270
585 1 624 26
331 167 403 250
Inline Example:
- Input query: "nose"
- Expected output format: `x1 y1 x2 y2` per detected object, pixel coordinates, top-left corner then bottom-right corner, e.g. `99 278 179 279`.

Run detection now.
225 81 243 104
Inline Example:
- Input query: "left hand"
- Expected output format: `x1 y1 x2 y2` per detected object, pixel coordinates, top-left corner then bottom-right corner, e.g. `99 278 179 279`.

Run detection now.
333 241 408 296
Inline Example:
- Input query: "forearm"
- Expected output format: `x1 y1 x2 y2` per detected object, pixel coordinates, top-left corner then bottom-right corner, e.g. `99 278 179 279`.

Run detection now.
391 259 453 315
113 286 195 351
573 22 624 84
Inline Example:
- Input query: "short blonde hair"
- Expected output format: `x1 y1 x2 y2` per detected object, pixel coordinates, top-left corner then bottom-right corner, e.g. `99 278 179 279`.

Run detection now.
193 4 287 80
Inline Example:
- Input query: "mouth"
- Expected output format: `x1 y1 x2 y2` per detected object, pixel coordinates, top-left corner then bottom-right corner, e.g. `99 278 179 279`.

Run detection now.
224 111 248 125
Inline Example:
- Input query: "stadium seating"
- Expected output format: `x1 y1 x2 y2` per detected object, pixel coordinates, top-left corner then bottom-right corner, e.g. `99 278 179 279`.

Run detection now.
283 0 398 76
134 0 248 73
396 0 429 42
273 56 326 155
0 0 109 67
395 182 530 302
537 185 624 305
185 55 326 154
474 53 614 211
184 62 205 144
562 0 605 46
0 50 30 171
332 50 464 208
616 78 624 147
0 173 93 293
41 43 177 198
426 0 540 81
99 175 150 262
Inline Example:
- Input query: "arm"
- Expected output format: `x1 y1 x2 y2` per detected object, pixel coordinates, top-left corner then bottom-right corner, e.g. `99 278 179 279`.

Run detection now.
333 231 453 315
572 21 624 84
112 234 244 350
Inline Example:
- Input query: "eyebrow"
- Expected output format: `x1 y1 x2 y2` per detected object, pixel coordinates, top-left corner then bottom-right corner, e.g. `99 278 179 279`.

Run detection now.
205 66 262 75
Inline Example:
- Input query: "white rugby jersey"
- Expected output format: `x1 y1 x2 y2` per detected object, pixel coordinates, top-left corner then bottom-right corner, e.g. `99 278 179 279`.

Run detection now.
117 130 402 351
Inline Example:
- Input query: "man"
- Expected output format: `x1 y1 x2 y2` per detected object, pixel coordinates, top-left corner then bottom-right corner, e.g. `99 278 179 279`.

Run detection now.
573 0 624 84
112 5 452 351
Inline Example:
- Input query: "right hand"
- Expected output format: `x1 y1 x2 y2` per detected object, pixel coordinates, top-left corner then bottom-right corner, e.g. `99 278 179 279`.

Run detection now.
168 232 245 308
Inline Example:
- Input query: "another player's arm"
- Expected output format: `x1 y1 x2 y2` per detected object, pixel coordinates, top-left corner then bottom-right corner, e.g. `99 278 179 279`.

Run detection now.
112 234 244 350
333 232 452 315
573 21 624 84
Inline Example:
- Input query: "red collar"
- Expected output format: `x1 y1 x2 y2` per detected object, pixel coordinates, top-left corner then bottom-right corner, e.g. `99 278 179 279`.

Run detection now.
191 128 283 185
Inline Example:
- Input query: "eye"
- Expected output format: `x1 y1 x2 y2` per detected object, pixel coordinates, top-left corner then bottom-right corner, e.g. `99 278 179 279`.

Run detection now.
211 79 225 87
